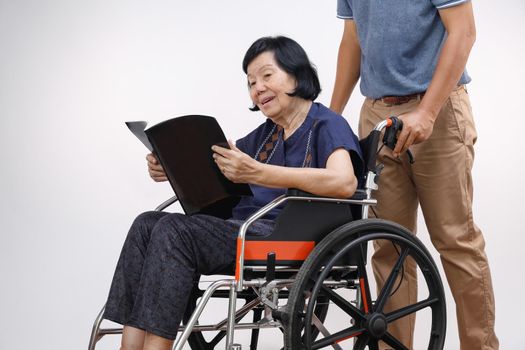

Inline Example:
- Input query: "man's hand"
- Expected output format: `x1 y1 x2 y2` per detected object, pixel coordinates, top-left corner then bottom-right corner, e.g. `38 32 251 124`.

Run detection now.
212 140 260 183
393 109 435 157
146 153 168 182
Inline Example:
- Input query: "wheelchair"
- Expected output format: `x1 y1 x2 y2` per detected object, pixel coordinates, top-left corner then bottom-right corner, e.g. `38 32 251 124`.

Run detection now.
89 117 447 350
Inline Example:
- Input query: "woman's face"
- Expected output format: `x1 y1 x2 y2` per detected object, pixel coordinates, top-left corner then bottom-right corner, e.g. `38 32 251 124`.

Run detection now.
246 51 298 121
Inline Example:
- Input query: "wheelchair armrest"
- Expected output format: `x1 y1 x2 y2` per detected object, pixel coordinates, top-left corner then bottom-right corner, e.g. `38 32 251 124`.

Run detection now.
285 188 368 201
285 188 317 197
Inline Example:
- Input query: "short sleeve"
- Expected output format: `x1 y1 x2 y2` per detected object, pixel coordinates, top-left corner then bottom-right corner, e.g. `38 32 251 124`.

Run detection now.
431 0 470 9
315 116 364 178
337 0 353 19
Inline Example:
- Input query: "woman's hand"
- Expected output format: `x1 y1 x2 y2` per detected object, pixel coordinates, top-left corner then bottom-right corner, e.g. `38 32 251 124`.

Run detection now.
146 153 168 182
212 140 260 183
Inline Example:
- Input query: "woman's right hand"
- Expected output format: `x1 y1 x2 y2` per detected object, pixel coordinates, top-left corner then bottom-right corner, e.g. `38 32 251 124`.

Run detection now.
146 153 168 182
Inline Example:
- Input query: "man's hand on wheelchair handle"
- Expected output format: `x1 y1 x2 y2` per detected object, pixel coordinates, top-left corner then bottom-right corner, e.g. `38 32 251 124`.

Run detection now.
212 140 260 184
394 108 435 157
146 153 168 182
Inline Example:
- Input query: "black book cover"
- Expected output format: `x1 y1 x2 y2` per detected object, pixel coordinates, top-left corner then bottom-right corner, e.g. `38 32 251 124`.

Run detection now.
126 115 252 218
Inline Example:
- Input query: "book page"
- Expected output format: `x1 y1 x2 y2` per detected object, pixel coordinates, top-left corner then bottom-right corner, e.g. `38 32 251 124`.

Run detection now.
125 121 153 152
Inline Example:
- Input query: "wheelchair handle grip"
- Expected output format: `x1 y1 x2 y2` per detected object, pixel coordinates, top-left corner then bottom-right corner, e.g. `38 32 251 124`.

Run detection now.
384 116 415 164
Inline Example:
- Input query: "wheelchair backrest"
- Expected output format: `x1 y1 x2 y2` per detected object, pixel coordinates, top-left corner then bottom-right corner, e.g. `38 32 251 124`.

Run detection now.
243 189 364 267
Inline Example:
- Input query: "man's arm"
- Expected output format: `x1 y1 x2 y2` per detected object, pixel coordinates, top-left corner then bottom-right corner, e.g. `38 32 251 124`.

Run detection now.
393 1 476 156
330 19 361 115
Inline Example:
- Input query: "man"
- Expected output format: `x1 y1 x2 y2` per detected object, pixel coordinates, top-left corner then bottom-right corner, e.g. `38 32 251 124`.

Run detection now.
330 1 498 349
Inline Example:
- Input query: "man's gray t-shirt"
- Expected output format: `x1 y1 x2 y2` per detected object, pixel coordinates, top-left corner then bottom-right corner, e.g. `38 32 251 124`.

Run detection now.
337 0 471 99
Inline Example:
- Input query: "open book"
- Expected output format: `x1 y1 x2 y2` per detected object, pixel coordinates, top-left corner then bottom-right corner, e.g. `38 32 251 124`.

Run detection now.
126 115 252 219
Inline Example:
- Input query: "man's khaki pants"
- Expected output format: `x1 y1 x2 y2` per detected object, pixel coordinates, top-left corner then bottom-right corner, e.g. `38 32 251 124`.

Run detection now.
358 86 499 350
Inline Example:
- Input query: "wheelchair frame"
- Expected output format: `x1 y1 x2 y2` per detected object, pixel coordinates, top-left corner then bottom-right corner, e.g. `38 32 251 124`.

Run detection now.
89 119 447 350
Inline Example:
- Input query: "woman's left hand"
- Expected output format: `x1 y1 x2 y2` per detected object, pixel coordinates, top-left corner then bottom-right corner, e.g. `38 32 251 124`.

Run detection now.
212 140 260 183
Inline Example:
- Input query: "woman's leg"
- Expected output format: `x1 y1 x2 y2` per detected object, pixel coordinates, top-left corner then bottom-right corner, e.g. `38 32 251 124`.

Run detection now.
142 332 173 350
105 210 274 346
127 213 274 341
103 212 168 339
121 326 146 350
121 327 174 350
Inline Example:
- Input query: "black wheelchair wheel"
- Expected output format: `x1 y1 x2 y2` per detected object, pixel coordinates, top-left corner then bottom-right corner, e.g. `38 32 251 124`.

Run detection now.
284 219 446 350
300 293 330 345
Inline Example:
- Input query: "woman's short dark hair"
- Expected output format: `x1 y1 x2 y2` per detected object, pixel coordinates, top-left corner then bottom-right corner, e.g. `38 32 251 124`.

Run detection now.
242 36 321 111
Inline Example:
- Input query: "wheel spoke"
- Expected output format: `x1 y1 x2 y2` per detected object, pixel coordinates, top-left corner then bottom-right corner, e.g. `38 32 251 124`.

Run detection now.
311 325 365 349
368 338 380 350
320 285 365 321
209 331 226 347
385 297 439 323
382 331 410 350
375 246 410 313
354 334 369 350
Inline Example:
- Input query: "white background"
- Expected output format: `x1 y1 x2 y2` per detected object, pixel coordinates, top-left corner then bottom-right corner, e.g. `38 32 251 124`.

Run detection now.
1 1 524 349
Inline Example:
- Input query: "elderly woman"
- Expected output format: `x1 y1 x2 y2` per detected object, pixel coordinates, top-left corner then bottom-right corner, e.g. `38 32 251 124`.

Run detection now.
103 36 363 349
